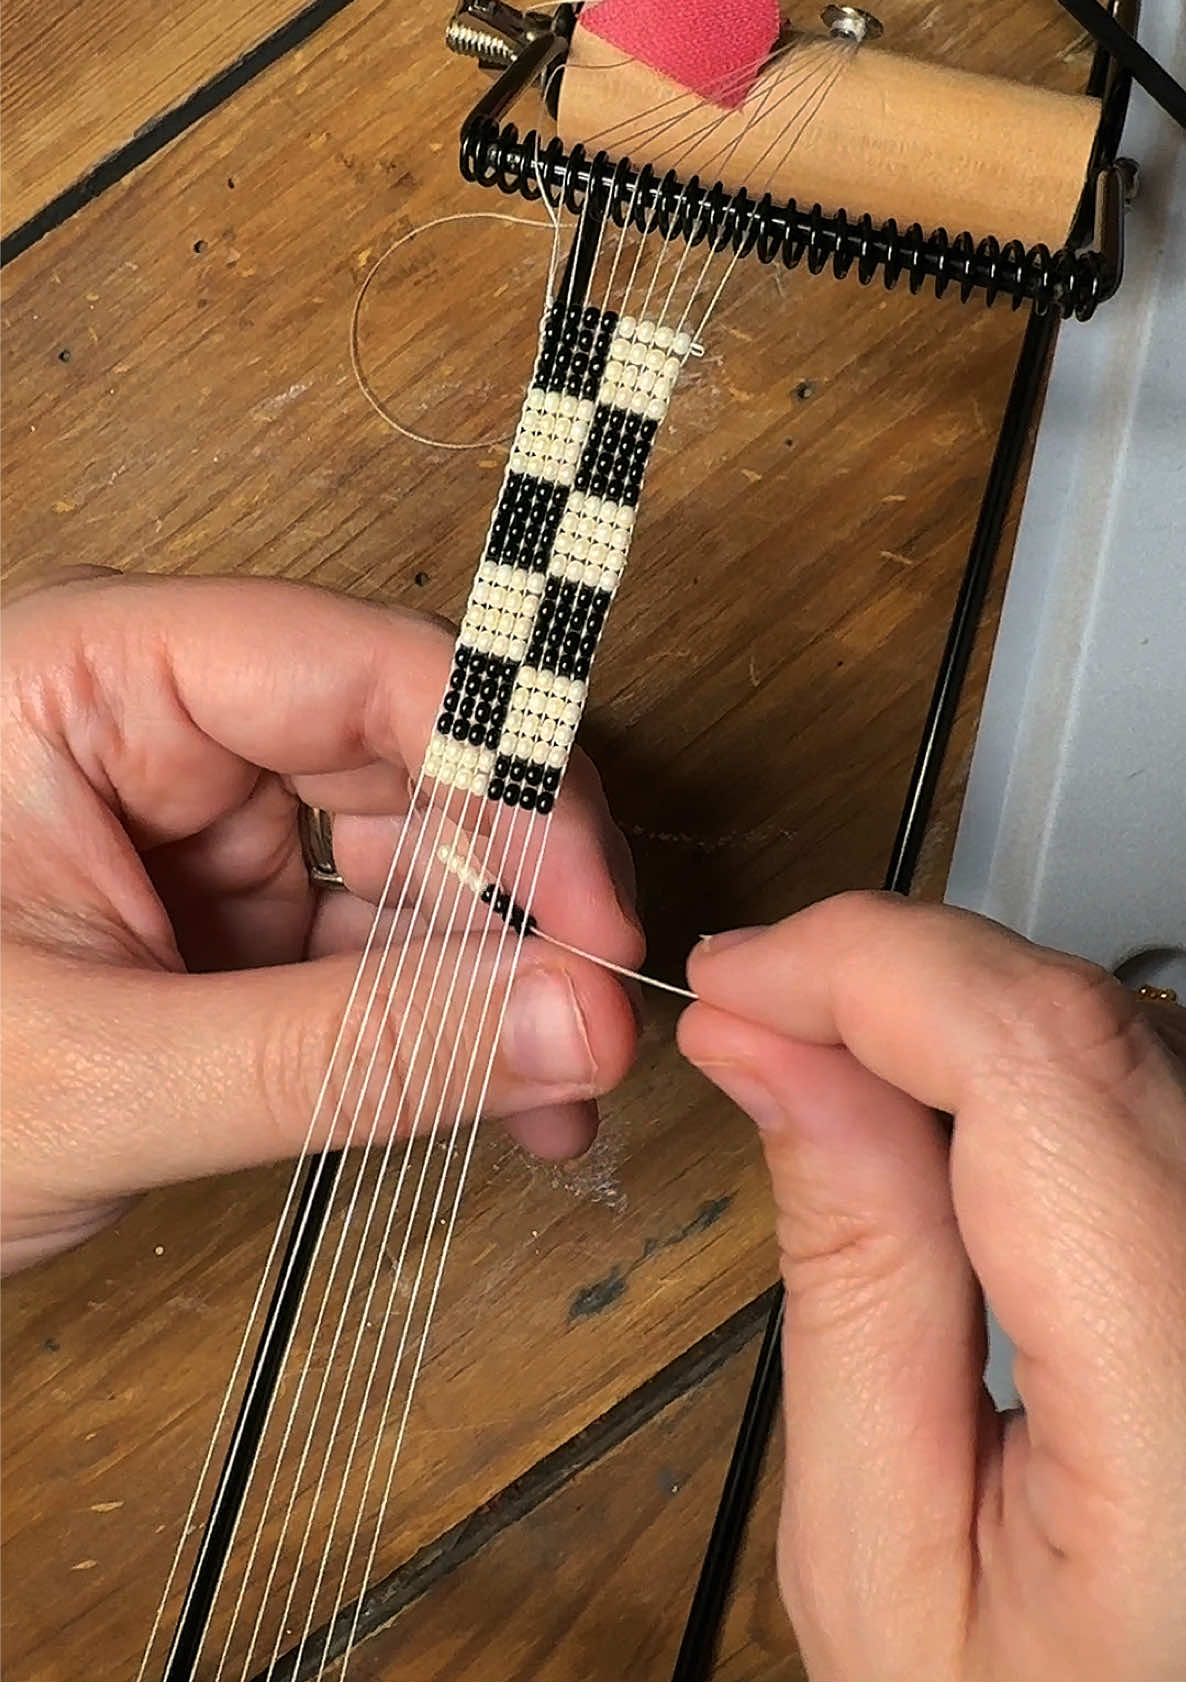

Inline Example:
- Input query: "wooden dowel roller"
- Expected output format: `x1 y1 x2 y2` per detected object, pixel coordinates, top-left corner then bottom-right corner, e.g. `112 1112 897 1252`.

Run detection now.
557 26 1101 249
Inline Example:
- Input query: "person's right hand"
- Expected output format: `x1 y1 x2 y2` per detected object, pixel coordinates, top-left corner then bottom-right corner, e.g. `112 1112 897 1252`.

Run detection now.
678 894 1186 1679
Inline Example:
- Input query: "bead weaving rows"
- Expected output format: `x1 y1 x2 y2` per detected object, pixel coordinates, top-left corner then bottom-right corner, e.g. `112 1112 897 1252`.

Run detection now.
422 299 688 812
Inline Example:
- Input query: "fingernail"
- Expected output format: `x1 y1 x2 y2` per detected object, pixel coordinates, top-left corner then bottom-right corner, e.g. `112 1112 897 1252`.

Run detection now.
695 925 768 956
505 968 596 1088
695 1062 786 1132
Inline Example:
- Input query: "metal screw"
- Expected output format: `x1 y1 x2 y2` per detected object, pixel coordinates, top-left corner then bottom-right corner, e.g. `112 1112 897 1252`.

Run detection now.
821 6 884 42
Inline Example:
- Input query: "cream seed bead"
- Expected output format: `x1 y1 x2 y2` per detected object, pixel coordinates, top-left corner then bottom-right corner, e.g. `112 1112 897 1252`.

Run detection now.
576 398 595 422
492 634 509 658
605 548 625 573
507 638 524 663
537 668 555 690
645 396 665 421
509 453 527 474
672 330 692 356
568 679 585 702
654 325 674 349
636 320 655 344
583 563 601 587
618 314 636 338
516 735 534 760
514 615 532 640
663 355 681 380
532 739 555 765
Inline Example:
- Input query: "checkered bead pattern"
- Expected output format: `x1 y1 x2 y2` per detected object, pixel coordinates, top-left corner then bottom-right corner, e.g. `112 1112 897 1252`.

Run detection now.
420 300 691 813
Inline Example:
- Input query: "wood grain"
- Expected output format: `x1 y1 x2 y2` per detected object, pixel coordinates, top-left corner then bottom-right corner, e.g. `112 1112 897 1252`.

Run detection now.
1 0 1092 1680
335 1336 804 1682
0 0 315 235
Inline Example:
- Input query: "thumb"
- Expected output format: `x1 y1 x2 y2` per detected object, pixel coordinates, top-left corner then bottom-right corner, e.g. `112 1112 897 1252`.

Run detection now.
676 997 984 1676
10 931 635 1202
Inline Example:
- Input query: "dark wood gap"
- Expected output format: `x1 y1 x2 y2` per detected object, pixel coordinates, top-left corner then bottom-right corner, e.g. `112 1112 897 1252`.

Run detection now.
261 1283 781 1681
0 0 362 266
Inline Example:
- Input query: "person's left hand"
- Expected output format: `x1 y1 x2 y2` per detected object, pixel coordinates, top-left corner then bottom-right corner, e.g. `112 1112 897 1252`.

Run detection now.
2 571 643 1273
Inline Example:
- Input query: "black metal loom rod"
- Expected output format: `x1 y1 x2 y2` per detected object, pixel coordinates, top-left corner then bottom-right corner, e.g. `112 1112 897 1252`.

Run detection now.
671 288 1060 1689
161 1150 343 1679
1053 0 1186 129
670 13 1139 1671
160 184 612 1685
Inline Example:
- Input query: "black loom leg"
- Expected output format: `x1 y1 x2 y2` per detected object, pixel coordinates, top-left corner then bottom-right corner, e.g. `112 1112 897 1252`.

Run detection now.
162 1150 343 1680
671 304 1061 1681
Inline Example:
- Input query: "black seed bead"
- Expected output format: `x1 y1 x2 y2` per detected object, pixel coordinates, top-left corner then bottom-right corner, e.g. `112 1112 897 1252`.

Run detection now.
468 726 485 747
509 903 529 934
454 718 471 740
480 883 496 906
503 782 521 807
493 890 511 918
520 786 538 810
527 761 544 785
488 778 504 801
437 712 454 735
449 670 466 693
495 755 512 779
510 757 527 782
541 769 560 793
455 645 472 667
443 690 459 713
473 701 490 724
536 792 554 814
485 727 501 751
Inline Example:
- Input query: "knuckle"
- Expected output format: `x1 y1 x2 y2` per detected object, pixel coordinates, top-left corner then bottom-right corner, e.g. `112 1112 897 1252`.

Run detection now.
778 1211 911 1335
1006 955 1153 1092
817 889 904 934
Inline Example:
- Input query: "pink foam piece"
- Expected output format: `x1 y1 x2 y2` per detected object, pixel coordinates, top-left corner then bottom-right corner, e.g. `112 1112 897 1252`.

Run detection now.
579 0 781 109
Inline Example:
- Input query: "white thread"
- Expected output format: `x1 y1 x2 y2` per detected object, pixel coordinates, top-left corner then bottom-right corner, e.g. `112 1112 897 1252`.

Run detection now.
185 33 855 1678
349 212 566 450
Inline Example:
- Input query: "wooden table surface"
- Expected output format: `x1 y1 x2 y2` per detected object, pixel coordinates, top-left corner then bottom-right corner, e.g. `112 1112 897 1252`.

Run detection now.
1 0 1092 1680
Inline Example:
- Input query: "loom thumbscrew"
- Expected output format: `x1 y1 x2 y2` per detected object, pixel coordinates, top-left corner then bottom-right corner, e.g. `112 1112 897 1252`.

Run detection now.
820 5 884 42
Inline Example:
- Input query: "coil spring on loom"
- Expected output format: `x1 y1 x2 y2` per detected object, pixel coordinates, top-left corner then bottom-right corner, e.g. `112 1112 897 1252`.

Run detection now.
461 116 1113 320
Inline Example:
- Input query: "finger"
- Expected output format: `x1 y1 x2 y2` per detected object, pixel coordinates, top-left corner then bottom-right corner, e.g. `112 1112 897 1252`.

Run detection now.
15 931 635 1199
688 894 1186 1565
678 1001 984 1674
9 576 455 843
325 757 642 969
11 574 643 969
503 1099 599 1161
